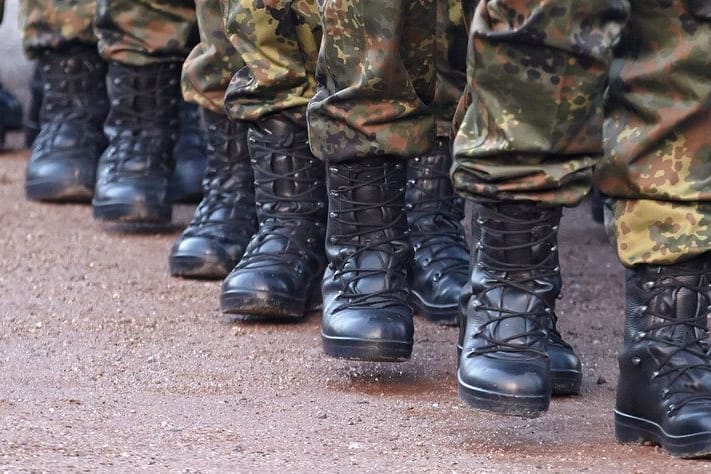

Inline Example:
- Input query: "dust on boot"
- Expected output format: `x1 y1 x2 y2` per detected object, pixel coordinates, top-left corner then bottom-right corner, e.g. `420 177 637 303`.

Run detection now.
406 138 468 325
93 62 182 225
321 158 414 362
25 46 109 202
615 255 711 458
458 202 572 417
220 114 326 320
169 110 256 279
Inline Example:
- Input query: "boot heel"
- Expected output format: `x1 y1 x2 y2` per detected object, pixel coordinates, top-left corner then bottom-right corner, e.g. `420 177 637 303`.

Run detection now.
614 410 653 444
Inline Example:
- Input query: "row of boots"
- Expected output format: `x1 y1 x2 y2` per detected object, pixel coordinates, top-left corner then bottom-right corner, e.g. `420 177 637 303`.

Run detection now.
25 43 711 461
181 108 711 457
25 46 206 215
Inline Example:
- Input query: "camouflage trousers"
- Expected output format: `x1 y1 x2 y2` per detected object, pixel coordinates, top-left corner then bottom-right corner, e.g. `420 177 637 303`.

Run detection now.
222 0 321 123
306 0 467 163
452 0 711 266
20 0 197 65
181 0 244 113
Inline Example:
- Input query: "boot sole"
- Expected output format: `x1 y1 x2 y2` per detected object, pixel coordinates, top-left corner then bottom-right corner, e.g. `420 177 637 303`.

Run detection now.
25 179 94 203
321 333 413 362
457 344 581 397
221 287 321 322
408 292 458 326
169 254 232 280
551 370 582 396
93 201 172 224
457 370 549 418
615 410 711 458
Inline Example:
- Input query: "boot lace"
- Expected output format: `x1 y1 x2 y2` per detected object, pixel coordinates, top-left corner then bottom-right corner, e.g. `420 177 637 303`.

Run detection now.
186 122 254 234
639 269 711 413
407 155 468 278
329 164 409 311
467 207 560 357
237 135 323 269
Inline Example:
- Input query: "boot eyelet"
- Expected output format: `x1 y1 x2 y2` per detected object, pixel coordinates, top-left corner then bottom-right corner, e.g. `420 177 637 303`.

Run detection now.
639 305 648 313
667 404 676 416
423 258 431 267
631 356 641 366
662 388 670 398
433 272 442 282
553 266 560 272
476 218 484 225
644 281 655 290
405 203 413 209
550 245 557 252
651 371 659 379
413 157 420 163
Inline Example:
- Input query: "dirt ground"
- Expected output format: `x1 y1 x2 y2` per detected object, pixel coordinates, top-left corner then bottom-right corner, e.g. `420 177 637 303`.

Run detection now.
2 145 711 473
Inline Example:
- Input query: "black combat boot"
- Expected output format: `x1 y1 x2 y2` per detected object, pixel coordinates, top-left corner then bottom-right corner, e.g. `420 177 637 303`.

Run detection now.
615 255 711 458
0 80 22 149
93 61 182 225
169 101 208 204
321 158 414 362
169 110 256 279
25 64 43 147
458 202 570 417
220 115 326 320
406 138 469 325
24 47 109 202
461 203 582 397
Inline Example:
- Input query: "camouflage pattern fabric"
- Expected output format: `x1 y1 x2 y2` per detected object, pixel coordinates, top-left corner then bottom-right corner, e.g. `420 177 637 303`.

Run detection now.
307 0 466 163
222 0 321 123
182 0 244 113
20 0 98 56
95 0 198 65
453 0 711 266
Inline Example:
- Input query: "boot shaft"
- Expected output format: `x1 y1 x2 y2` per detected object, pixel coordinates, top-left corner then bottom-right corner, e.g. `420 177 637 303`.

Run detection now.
624 257 711 348
326 158 410 256
38 47 109 124
471 202 562 294
405 137 464 227
247 115 326 225
104 61 181 137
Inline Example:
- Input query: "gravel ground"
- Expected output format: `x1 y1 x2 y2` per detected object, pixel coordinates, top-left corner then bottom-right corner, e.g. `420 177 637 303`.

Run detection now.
1 147 711 472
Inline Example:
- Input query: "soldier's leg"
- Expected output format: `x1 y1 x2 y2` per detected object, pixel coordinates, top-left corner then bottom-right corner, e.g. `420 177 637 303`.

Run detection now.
453 0 624 417
92 0 200 224
219 0 327 321
403 0 470 328
169 0 257 279
306 1 440 361
20 0 109 202
595 0 711 458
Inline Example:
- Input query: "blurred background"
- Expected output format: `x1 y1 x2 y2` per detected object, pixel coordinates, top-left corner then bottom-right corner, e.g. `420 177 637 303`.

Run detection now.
1 0 34 150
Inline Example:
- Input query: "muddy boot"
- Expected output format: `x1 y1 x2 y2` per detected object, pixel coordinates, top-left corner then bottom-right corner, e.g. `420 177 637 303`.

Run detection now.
169 110 256 279
220 115 326 320
25 63 43 147
406 138 468 325
24 47 109 202
93 61 181 225
615 255 711 458
458 202 566 417
169 101 208 204
321 158 414 362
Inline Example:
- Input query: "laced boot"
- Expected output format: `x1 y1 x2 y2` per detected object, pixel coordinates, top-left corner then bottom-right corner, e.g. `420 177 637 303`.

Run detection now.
169 110 256 279
615 255 711 458
220 115 326 320
92 61 181 225
406 138 469 325
0 80 22 149
321 158 414 362
458 202 567 417
169 101 208 203
25 46 109 202
461 204 582 397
